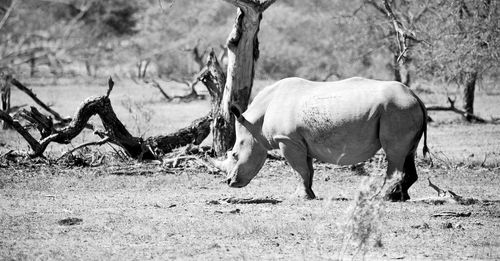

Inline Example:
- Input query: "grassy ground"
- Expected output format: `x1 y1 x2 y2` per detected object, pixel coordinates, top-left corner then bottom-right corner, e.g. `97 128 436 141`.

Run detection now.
0 78 499 260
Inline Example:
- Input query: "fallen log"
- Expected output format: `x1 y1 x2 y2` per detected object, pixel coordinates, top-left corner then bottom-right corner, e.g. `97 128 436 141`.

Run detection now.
0 78 211 159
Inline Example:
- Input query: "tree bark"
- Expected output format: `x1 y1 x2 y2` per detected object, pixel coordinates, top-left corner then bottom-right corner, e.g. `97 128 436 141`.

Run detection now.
462 71 478 122
1 69 12 129
220 0 276 150
199 50 229 157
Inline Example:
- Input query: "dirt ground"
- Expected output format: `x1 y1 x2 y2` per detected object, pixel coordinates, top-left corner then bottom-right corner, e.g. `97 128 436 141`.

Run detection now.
0 79 499 260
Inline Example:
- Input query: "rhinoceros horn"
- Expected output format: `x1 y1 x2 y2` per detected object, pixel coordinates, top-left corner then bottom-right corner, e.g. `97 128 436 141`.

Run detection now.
230 104 272 150
207 157 227 172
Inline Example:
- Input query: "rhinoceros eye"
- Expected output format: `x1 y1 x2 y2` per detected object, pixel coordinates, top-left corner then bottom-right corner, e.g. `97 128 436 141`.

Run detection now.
230 151 238 160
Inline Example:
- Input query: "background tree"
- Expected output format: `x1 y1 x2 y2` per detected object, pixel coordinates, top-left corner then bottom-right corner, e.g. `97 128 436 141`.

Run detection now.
414 0 499 121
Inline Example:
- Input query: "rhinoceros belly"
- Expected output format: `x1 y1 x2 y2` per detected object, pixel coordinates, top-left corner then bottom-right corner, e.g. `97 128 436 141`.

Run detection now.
299 92 382 165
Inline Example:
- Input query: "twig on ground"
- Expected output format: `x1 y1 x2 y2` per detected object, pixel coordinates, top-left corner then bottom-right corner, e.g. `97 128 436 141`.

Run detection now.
431 211 471 217
163 155 198 168
428 178 447 197
57 137 111 161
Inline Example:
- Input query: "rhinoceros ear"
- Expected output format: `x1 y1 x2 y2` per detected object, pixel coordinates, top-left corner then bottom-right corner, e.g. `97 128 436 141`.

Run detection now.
229 104 242 120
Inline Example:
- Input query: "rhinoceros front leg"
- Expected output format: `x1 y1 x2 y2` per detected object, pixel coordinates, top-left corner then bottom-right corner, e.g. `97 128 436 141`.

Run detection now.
279 142 316 199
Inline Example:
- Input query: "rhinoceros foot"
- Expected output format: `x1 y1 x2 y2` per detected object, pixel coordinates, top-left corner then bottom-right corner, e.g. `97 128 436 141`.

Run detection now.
291 186 316 200
385 184 410 202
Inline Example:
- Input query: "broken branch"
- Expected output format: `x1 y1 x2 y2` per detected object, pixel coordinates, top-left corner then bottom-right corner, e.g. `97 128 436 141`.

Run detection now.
10 78 70 123
426 97 489 123
57 137 111 161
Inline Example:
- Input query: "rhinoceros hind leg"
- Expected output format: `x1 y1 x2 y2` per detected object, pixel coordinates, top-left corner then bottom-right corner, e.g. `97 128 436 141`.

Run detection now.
280 142 316 199
384 150 418 201
386 184 409 201
382 152 408 201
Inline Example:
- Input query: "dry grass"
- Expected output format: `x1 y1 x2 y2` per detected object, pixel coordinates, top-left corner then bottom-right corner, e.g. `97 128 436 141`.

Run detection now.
0 79 499 260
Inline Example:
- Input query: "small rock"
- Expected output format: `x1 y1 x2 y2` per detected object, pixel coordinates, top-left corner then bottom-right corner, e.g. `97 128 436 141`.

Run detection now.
441 222 453 229
411 222 430 229
229 208 240 214
58 217 83 226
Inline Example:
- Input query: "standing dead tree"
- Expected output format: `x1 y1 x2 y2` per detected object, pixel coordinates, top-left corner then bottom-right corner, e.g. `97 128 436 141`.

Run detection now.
0 77 211 159
215 0 276 154
0 68 12 129
199 50 227 157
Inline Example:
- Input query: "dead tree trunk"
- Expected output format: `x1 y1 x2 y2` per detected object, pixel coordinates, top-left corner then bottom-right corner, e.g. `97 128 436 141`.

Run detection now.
199 50 228 157
462 71 478 122
220 0 276 151
0 78 211 159
1 68 12 129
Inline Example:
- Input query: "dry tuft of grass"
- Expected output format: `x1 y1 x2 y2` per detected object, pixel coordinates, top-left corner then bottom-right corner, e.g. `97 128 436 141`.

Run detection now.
340 175 387 259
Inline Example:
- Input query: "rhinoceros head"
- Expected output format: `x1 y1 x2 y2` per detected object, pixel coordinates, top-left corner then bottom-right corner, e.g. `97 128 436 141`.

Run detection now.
213 105 268 188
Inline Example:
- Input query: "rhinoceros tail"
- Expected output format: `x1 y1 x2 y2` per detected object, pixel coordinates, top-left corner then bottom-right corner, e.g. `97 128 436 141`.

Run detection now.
416 96 429 157
422 116 429 157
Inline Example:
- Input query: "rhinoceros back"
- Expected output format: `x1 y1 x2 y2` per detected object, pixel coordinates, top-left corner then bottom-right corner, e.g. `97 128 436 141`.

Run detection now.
261 77 423 165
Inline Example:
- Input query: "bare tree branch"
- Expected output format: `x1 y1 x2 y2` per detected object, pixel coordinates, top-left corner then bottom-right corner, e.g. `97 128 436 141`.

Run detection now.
144 79 171 100
364 0 386 15
382 0 417 62
426 97 492 123
57 137 111 161
0 0 19 31
10 78 70 123
222 0 277 12
0 110 42 153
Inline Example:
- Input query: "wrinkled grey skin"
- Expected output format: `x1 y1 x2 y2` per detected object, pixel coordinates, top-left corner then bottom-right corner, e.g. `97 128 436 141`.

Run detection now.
223 121 268 187
215 77 428 201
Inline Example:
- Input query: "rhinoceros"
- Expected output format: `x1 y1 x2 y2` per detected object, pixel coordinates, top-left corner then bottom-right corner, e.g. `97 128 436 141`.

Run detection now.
213 77 428 201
